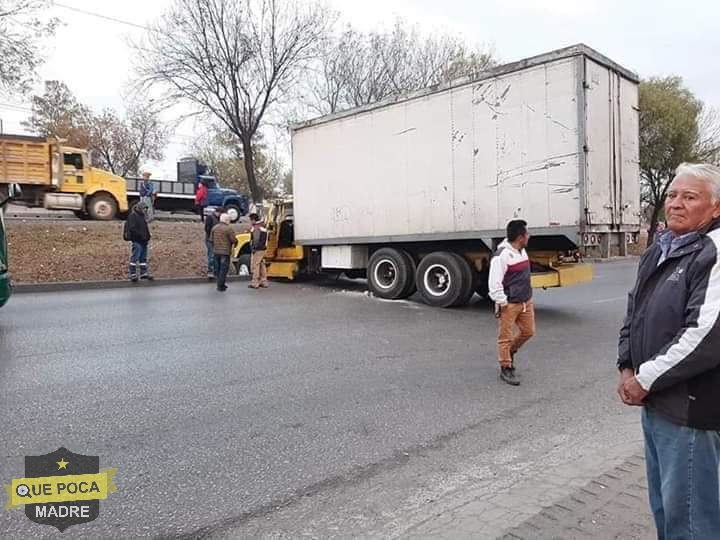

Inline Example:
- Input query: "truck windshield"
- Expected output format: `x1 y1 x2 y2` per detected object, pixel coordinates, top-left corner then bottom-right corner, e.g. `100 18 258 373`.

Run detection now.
0 208 10 308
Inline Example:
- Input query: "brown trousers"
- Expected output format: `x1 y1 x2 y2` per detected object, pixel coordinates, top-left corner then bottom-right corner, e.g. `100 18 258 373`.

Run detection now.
497 300 535 368
251 250 268 287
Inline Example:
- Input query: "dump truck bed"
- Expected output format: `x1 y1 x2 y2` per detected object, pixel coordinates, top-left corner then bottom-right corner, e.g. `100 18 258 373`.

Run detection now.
0 135 52 186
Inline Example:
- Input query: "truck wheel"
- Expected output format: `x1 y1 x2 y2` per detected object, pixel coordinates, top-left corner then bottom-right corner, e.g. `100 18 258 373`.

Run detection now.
225 204 241 223
415 251 469 308
368 248 414 300
449 253 474 306
88 194 117 220
235 254 252 276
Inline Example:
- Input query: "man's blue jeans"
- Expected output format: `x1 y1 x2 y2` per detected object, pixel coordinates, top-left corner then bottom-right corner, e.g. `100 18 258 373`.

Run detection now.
205 239 214 274
129 242 149 278
642 407 720 539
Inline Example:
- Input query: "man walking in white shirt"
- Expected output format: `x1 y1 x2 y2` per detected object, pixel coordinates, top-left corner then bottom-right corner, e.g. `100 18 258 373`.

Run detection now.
488 219 534 386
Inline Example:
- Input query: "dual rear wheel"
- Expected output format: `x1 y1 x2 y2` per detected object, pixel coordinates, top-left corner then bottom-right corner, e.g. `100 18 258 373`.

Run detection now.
367 248 484 308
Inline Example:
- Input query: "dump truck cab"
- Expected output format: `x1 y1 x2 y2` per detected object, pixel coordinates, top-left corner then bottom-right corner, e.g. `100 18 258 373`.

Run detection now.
57 146 128 219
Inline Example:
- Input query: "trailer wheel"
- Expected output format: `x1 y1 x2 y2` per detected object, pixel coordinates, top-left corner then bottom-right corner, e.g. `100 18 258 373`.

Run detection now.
225 204 241 223
449 253 475 307
415 251 469 308
88 194 117 220
235 254 252 276
368 248 414 299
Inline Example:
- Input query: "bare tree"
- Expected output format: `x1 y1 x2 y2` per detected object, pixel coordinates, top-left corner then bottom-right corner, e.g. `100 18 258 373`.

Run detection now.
133 0 331 202
88 102 167 177
0 0 58 94
309 20 495 114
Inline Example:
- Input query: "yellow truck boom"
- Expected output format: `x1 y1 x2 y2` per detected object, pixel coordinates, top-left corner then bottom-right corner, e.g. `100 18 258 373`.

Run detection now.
0 134 128 220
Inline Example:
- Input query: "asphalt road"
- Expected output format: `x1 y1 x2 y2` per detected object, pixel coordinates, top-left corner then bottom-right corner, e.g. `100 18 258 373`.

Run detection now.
0 261 642 539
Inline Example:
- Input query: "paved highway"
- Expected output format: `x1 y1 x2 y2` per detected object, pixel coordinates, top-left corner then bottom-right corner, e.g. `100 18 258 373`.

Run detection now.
0 261 642 538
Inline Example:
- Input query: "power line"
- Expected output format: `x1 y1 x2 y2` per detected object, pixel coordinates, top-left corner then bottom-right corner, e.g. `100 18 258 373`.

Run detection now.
0 103 33 113
53 1 158 33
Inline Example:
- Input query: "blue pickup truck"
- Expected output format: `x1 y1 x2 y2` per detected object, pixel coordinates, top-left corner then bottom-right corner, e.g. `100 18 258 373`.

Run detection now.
126 159 250 222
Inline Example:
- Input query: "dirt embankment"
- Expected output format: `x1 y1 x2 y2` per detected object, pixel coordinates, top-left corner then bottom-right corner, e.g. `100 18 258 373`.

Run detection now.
7 221 217 283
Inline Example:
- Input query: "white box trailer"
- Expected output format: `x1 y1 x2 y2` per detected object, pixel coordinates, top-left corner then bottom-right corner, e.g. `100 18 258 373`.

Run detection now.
286 44 640 307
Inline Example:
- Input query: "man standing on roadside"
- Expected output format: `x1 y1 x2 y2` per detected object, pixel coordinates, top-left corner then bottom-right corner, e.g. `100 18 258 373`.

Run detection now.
124 201 153 282
248 213 269 289
204 206 223 280
488 219 534 386
210 213 237 292
139 171 156 222
617 163 720 539
195 179 208 223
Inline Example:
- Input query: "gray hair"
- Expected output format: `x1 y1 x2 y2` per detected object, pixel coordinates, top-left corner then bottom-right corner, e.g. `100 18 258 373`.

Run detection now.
219 213 231 224
674 163 720 201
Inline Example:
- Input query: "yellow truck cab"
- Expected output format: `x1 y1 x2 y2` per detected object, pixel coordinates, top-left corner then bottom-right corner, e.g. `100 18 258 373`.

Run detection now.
231 200 304 279
0 135 128 220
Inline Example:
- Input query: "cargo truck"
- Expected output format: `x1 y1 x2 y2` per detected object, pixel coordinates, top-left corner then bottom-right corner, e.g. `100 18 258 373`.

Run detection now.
231 44 641 307
0 134 128 220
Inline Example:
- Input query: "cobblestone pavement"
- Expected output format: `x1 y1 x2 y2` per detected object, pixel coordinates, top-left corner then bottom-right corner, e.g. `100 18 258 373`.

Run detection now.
400 438 655 540
500 453 654 540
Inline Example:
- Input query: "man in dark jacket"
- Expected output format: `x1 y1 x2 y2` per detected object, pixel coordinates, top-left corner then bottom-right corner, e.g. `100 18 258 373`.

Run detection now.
125 201 153 282
618 163 720 538
210 213 237 292
204 207 223 279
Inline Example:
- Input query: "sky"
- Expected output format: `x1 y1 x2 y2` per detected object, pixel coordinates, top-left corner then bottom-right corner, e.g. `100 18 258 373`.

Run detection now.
1 0 718 180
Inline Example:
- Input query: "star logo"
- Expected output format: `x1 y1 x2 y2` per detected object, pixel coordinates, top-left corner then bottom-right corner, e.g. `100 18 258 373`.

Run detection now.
56 458 69 470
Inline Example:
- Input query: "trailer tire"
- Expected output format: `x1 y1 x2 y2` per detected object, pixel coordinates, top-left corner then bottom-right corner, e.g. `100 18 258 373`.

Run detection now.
88 194 118 220
368 248 414 300
449 253 474 306
415 251 468 308
235 254 252 276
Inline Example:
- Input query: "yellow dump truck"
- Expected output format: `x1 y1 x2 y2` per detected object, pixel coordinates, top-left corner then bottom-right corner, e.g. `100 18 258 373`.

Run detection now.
0 134 128 220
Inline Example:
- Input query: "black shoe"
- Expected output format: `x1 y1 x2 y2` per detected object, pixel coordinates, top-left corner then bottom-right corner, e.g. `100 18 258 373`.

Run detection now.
500 367 520 386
